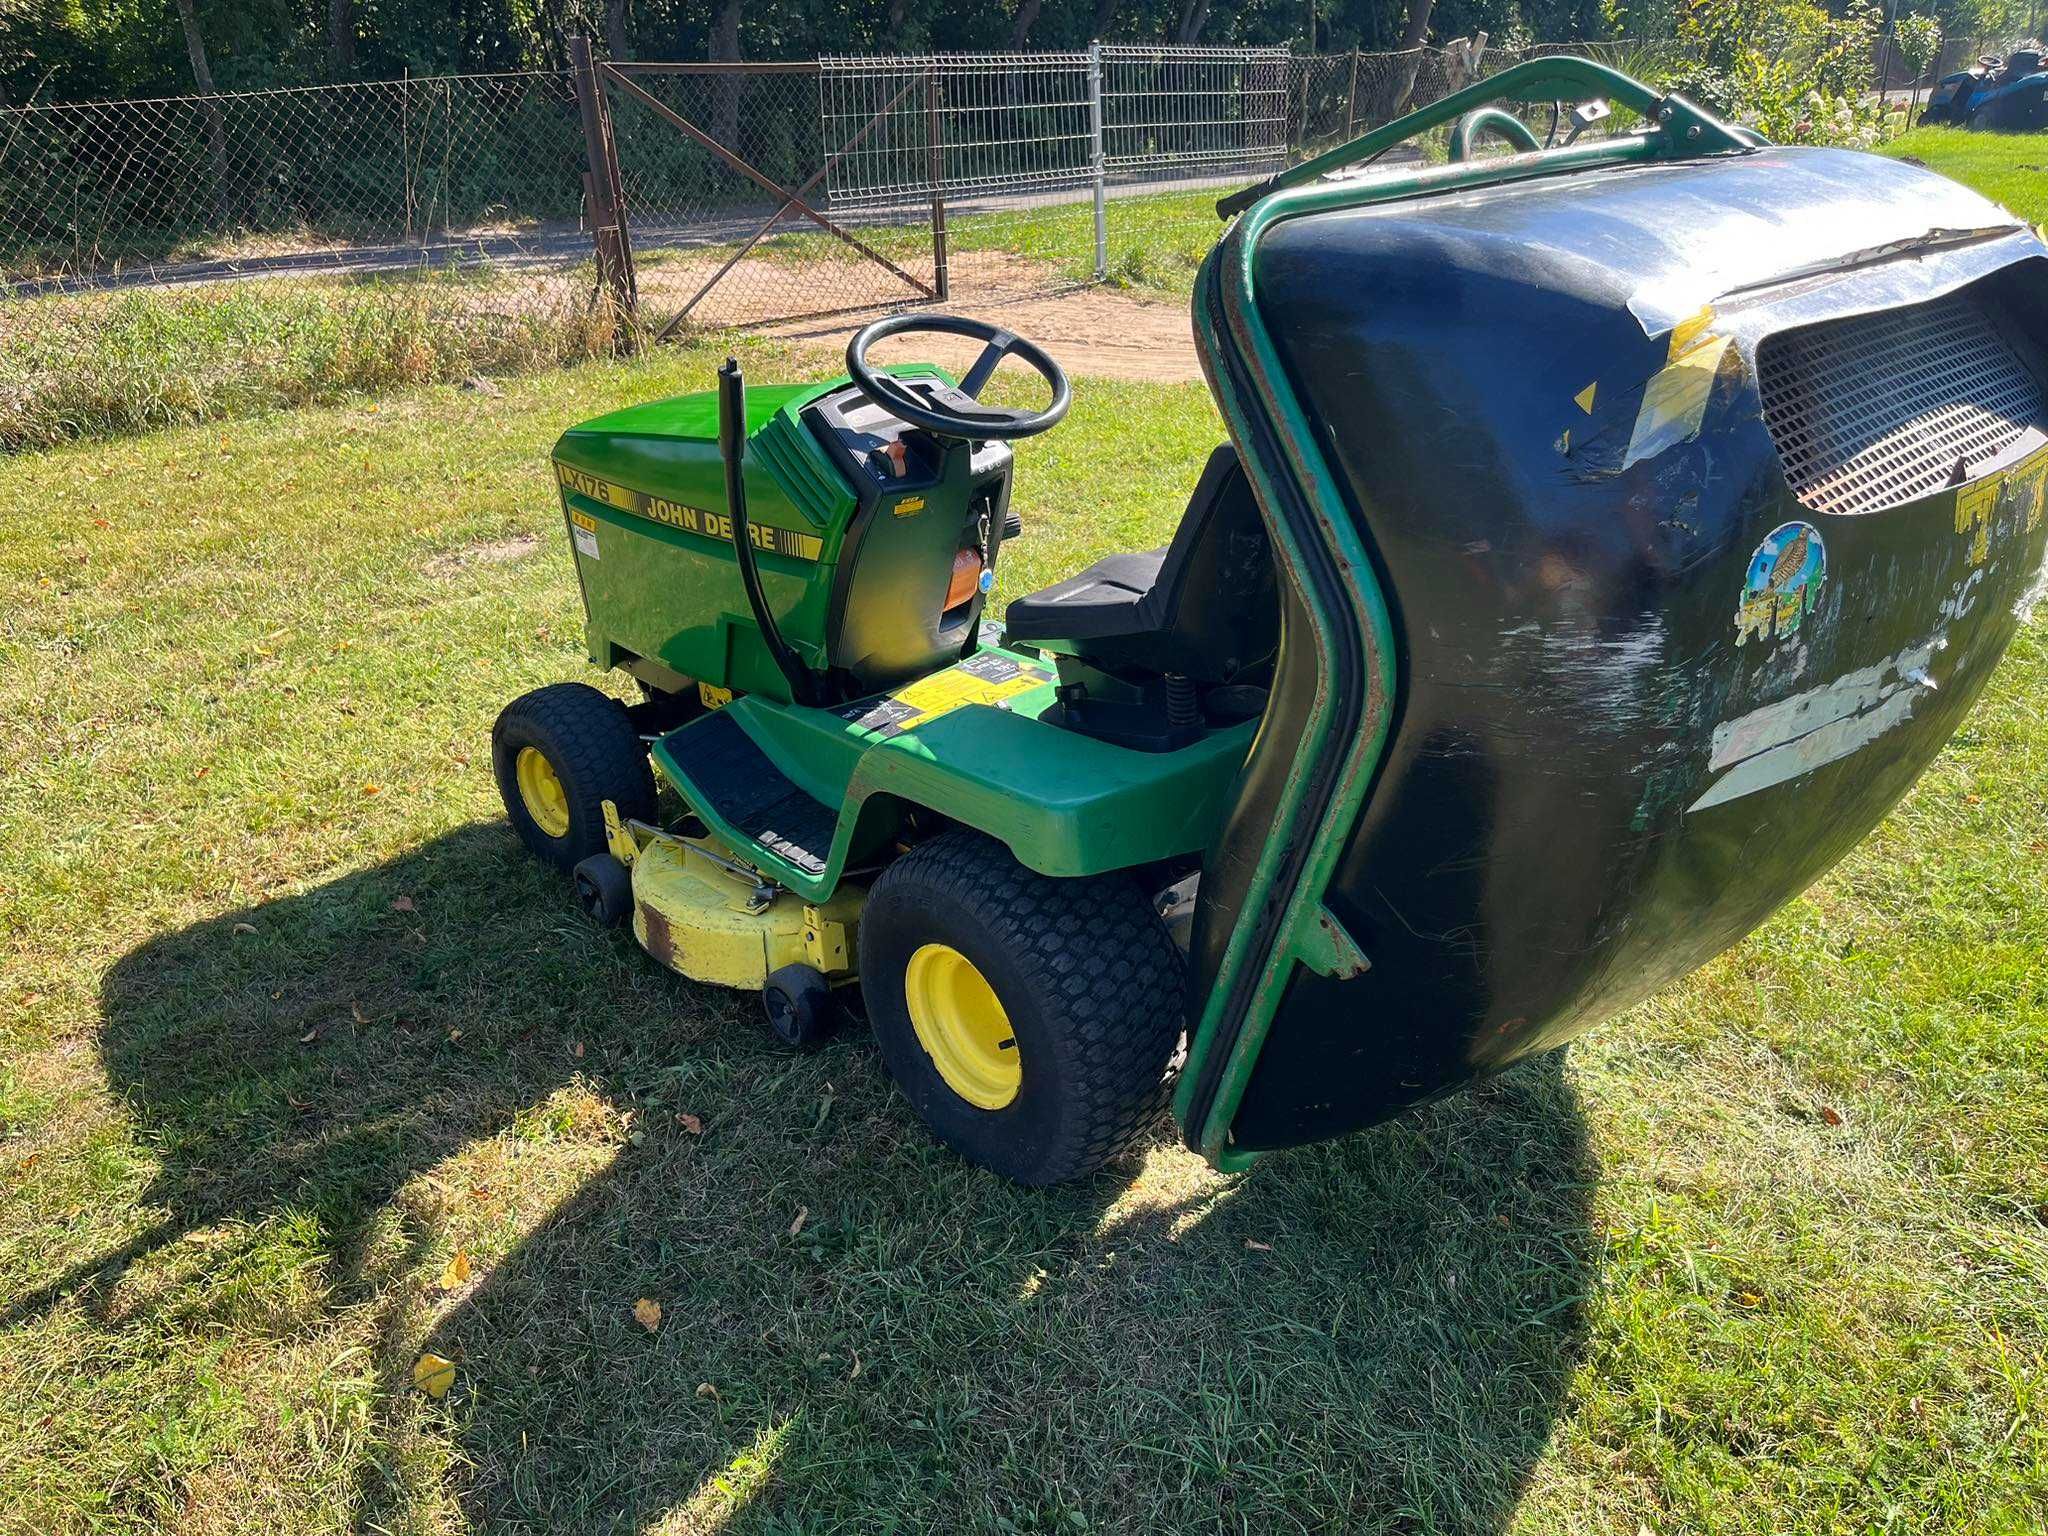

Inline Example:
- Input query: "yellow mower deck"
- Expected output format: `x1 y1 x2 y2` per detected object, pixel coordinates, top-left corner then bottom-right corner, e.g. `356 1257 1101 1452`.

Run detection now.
605 803 863 990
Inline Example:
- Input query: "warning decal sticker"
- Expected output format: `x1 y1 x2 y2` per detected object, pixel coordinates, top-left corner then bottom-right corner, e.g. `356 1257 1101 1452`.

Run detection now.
832 651 1054 739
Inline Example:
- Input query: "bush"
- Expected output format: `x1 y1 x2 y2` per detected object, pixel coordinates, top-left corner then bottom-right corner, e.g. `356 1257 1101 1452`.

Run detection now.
1673 0 1887 144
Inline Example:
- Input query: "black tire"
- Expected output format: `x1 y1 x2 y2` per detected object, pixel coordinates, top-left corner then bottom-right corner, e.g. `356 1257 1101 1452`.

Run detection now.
858 830 1185 1186
573 852 634 928
764 964 837 1051
492 682 656 872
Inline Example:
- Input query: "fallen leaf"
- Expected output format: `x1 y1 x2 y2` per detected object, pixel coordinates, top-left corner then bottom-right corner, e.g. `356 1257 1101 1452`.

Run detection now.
677 1112 704 1136
1818 1105 1844 1127
351 1000 368 1026
193 765 210 779
391 895 415 912
1244 1239 1272 1252
362 784 381 796
447 1029 463 1044
232 921 257 936
299 1028 321 1044
788 1206 809 1239
848 1349 862 1380
571 1040 585 1059
696 1382 720 1401
440 1249 472 1289
413 1353 457 1398
633 1297 662 1332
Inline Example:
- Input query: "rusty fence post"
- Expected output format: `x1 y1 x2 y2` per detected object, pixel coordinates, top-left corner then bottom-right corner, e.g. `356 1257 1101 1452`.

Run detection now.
571 33 638 343
926 67 949 301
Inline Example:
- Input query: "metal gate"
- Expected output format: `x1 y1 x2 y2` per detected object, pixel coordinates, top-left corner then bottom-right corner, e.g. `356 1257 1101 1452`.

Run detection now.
574 41 945 339
576 42 1301 338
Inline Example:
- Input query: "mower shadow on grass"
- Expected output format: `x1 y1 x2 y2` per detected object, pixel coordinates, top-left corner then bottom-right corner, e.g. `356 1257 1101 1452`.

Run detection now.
73 822 1598 1533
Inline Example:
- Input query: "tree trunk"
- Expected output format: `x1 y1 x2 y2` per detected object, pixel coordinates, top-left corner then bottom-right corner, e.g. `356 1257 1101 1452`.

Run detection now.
1090 0 1117 41
885 0 912 48
328 0 355 75
171 0 232 223
708 0 742 150
1008 0 1043 47
604 0 629 60
1373 0 1436 121
1173 0 1209 45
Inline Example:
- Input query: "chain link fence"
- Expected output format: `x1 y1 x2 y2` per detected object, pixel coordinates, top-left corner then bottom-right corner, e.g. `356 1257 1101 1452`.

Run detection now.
0 69 612 449
2 34 1987 450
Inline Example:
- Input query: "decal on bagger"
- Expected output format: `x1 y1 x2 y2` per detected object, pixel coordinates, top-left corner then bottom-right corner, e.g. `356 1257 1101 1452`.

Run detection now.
554 461 825 561
1957 443 2048 564
1734 521 1826 647
831 651 1053 740
1690 636 1940 812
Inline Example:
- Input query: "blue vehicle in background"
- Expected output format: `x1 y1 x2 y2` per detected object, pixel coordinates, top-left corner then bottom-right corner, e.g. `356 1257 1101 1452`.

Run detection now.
1921 45 2048 130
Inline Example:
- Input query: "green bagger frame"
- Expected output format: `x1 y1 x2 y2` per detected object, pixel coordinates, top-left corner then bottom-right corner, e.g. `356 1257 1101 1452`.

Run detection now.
494 59 2048 1184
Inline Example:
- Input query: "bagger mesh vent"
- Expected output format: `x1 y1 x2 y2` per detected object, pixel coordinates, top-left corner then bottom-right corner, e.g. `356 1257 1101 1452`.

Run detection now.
1758 290 2047 516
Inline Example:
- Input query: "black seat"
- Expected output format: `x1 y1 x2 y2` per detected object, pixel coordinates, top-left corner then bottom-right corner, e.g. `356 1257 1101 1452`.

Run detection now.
1002 444 1277 683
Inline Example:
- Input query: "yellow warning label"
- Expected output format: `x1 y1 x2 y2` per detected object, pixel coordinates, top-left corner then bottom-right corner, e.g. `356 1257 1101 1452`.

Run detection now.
698 682 734 711
2013 443 2048 533
553 461 825 562
832 652 1053 739
1957 474 2000 564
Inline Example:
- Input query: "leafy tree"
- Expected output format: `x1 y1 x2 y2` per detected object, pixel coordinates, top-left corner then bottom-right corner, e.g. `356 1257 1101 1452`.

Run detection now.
1893 9 1941 112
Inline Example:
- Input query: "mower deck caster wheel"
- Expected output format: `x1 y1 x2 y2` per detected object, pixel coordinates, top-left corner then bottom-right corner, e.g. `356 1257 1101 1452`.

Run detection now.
573 853 633 928
764 964 836 1051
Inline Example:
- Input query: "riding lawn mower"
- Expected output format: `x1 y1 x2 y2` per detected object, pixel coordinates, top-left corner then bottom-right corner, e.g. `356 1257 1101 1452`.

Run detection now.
494 58 2048 1185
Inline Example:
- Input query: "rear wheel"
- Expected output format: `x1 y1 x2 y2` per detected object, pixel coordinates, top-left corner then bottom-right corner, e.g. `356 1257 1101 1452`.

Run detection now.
492 682 655 871
858 830 1185 1185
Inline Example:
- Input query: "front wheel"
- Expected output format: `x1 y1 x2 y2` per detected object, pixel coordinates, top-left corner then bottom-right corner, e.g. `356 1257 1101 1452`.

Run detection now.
492 682 656 872
857 830 1185 1185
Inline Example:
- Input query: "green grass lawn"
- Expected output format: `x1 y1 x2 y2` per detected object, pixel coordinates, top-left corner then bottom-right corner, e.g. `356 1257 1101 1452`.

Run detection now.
2 339 2045 1534
1880 125 2048 225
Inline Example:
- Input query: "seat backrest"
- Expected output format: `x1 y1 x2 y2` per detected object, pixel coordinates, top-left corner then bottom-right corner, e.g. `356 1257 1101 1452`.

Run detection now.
1137 444 1279 683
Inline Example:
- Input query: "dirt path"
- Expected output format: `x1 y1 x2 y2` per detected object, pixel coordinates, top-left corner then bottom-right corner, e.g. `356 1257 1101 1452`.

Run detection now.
637 249 1204 383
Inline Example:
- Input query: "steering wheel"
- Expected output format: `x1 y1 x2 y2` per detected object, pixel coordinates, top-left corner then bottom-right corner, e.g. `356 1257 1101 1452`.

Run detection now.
845 312 1071 440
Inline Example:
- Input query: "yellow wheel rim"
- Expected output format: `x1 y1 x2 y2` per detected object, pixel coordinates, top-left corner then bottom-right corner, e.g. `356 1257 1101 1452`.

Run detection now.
514 745 571 838
903 943 1020 1110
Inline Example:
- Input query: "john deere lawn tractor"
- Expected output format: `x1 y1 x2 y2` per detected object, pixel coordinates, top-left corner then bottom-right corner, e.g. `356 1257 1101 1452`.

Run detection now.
495 58 2048 1185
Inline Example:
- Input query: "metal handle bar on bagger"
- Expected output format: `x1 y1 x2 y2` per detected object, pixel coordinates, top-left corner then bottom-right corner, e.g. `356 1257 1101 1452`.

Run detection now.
1217 56 1763 221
